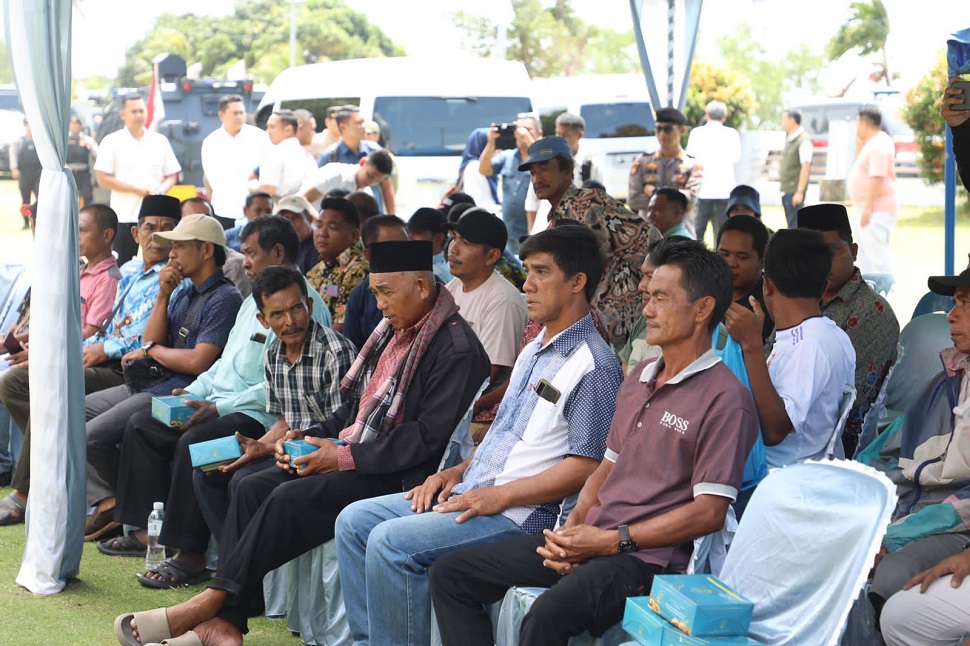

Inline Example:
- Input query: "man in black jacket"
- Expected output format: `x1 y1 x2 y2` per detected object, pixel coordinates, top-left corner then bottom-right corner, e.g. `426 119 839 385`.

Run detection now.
114 239 490 646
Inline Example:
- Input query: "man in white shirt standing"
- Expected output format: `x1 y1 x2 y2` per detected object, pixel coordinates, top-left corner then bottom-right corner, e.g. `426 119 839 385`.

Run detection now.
444 208 528 415
525 112 602 234
201 94 269 222
686 101 741 242
254 109 314 201
300 149 393 212
725 228 855 468
95 93 181 264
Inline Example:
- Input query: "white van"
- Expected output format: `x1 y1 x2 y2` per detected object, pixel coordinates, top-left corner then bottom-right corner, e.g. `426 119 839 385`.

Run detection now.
257 56 533 217
531 74 657 201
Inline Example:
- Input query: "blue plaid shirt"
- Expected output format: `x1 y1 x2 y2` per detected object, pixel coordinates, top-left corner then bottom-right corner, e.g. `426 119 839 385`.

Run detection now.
84 261 165 360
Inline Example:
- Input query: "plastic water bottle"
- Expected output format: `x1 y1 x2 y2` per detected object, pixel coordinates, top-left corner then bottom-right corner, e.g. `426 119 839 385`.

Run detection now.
145 502 165 571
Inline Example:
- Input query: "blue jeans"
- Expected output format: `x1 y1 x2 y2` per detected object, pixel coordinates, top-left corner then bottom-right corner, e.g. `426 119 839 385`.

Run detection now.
334 492 526 646
782 193 798 229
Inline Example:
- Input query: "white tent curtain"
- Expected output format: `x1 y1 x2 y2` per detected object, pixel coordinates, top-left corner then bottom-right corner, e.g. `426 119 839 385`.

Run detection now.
3 0 85 594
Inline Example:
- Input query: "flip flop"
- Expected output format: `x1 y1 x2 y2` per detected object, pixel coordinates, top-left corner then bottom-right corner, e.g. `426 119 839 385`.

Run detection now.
0 493 25 526
114 608 171 646
98 530 147 557
137 559 211 590
146 631 203 646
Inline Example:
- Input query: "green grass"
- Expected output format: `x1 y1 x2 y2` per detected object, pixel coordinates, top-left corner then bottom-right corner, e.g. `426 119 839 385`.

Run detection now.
0 489 299 645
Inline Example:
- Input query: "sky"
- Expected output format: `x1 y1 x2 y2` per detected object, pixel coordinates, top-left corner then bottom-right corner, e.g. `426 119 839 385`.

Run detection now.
64 0 970 95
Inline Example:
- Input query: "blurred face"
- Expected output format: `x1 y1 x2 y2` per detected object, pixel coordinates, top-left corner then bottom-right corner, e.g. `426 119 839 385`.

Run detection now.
266 114 286 145
297 115 316 146
522 251 580 325
555 124 582 154
240 231 286 281
244 196 273 222
781 112 795 133
357 160 388 188
820 230 857 294
447 232 495 280
530 159 573 201
279 209 311 241
168 240 210 277
516 117 540 141
637 258 658 315
646 194 681 233
655 121 684 151
370 271 432 330
257 283 311 348
408 229 445 255
78 209 109 260
643 264 708 347
135 216 178 265
313 209 358 262
219 100 246 135
325 115 339 136
364 128 381 142
948 288 970 354
69 118 82 136
717 230 762 298
340 113 366 143
121 98 147 131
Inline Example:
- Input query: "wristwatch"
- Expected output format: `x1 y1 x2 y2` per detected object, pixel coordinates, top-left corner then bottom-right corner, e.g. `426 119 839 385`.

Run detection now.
141 341 155 358
618 524 638 553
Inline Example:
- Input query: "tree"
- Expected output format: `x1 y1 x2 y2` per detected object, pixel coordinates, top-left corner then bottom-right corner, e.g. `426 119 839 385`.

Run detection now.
717 24 823 128
902 51 947 185
685 60 758 131
827 0 891 86
117 0 403 87
453 0 638 78
0 43 12 84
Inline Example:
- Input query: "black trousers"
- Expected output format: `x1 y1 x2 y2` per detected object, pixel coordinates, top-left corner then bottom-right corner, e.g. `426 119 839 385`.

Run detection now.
115 409 264 550
208 466 403 633
430 533 664 646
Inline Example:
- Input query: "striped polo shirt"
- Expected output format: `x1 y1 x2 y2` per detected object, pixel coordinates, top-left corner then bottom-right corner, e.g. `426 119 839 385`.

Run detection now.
451 314 623 533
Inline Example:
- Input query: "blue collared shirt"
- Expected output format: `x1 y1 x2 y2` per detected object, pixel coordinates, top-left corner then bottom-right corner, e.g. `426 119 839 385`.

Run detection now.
451 314 623 532
85 261 165 360
147 270 243 395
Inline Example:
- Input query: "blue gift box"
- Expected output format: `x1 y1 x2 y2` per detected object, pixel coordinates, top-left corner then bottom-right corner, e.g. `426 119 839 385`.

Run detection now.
622 598 762 646
285 438 345 469
151 395 195 428
188 435 241 472
648 575 753 638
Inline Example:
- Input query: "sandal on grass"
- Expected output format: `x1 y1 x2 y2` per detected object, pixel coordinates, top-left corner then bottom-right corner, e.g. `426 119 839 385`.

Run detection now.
0 493 25 526
114 608 172 646
98 530 147 557
146 631 203 645
137 558 211 590
85 506 122 541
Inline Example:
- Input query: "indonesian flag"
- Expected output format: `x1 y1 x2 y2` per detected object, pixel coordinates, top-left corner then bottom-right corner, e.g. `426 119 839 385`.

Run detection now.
145 62 165 132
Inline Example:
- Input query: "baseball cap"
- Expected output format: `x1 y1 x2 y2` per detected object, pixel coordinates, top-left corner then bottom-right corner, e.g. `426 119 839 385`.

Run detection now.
364 120 381 136
408 207 447 234
929 255 970 296
273 195 319 221
153 213 228 248
442 207 508 251
518 136 573 171
438 192 475 215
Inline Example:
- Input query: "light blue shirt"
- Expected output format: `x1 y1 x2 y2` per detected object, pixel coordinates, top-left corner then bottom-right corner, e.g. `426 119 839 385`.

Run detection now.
84 261 165 359
183 276 332 426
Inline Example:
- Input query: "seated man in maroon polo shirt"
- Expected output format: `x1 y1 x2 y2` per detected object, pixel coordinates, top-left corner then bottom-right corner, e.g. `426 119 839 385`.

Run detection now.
429 239 760 646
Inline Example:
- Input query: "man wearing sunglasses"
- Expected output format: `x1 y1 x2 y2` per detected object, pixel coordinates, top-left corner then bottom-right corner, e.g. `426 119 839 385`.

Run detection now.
628 107 702 236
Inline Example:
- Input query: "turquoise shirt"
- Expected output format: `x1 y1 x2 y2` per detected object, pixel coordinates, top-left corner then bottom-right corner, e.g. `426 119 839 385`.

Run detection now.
183 276 333 427
663 221 694 239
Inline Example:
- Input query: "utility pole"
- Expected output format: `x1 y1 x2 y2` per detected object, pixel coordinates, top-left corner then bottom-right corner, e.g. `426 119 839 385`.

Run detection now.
289 0 305 68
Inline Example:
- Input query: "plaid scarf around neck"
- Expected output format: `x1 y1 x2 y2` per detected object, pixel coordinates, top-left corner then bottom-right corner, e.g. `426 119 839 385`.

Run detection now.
340 286 459 443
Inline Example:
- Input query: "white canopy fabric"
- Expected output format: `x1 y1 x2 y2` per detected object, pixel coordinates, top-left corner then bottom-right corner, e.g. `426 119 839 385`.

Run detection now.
3 0 86 594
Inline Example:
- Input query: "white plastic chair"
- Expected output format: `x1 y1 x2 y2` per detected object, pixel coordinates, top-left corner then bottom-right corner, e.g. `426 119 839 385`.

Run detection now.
285 379 489 646
719 460 896 646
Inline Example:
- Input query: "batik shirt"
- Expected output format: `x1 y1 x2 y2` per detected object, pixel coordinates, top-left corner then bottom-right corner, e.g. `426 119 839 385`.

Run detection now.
306 245 369 327
550 185 662 347
820 268 899 441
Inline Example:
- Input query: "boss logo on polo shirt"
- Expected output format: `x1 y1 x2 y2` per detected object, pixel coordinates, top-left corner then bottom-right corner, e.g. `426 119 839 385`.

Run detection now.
660 410 689 434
